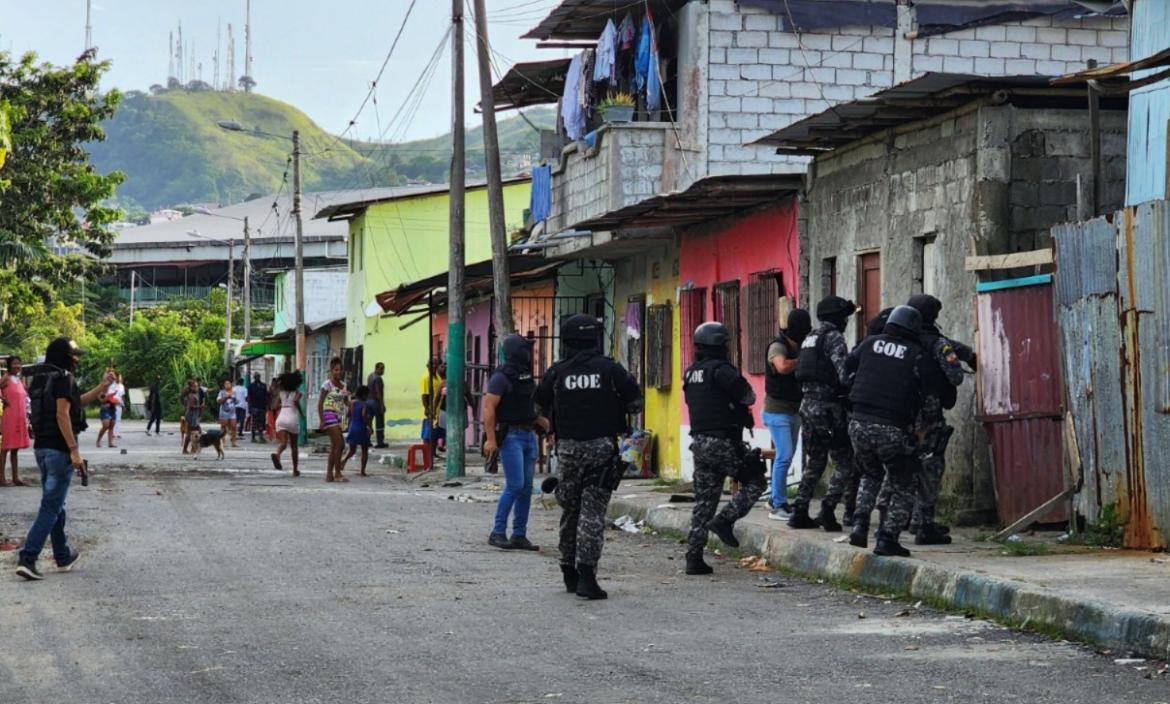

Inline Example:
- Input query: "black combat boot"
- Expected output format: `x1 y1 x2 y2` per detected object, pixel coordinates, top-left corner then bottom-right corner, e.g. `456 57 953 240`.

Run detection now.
814 501 843 532
787 505 819 529
685 555 714 575
560 564 579 593
874 532 912 558
914 524 953 546
575 564 608 600
848 519 869 549
706 516 739 548
842 501 857 528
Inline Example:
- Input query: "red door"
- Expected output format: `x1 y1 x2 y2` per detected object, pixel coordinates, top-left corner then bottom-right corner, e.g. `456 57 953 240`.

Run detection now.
857 252 881 342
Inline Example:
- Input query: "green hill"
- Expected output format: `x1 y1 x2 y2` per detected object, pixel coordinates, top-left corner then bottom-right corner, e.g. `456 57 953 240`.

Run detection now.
90 88 555 211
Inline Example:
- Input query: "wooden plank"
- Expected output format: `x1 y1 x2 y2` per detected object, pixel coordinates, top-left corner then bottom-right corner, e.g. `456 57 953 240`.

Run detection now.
964 249 1054 271
992 488 1076 541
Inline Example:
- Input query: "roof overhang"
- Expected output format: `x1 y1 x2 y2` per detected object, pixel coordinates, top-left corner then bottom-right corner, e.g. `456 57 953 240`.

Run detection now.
522 0 691 41
752 72 1127 155
1053 46 1170 94
375 255 561 316
483 59 570 113
314 178 531 222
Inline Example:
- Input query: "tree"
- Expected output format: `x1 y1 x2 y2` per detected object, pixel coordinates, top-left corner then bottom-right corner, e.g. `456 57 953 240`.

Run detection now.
0 50 123 342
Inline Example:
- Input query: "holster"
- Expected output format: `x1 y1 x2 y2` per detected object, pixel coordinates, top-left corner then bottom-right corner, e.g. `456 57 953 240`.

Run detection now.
597 440 624 491
920 424 955 459
736 446 767 485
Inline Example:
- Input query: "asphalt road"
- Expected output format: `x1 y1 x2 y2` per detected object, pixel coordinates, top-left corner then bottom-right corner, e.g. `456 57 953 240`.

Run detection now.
0 437 1166 703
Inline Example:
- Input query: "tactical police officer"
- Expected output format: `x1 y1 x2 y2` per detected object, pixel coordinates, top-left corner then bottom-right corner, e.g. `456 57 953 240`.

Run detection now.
789 296 857 532
536 314 642 600
906 294 975 545
842 307 894 528
845 305 943 557
682 322 764 576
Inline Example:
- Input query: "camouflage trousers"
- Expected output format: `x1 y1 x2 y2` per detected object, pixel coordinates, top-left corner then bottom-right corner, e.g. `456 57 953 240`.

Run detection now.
555 438 616 568
794 399 855 511
848 419 919 542
911 422 950 528
686 435 765 559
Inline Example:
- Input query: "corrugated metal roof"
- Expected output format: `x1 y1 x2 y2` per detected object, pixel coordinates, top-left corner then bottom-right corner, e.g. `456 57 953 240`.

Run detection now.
313 178 530 221
485 59 570 113
1053 216 1117 306
375 255 560 314
1052 46 1170 86
753 73 1122 154
522 0 691 41
977 283 1064 420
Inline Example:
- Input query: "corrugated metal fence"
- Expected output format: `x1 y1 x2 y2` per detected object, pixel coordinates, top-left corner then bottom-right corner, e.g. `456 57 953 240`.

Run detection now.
1053 201 1170 548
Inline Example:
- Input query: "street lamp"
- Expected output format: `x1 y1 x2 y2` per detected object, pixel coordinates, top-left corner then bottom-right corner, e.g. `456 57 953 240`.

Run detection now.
187 229 235 369
217 119 306 373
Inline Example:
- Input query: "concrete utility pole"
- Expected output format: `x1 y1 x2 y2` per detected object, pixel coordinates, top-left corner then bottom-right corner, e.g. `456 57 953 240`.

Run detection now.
243 216 252 374
225 242 235 369
292 130 307 372
472 0 513 336
446 0 467 480
128 270 135 325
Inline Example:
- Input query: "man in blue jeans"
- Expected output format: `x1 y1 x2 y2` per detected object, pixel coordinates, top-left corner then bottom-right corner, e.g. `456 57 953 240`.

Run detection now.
762 309 811 520
483 334 549 551
17 337 115 581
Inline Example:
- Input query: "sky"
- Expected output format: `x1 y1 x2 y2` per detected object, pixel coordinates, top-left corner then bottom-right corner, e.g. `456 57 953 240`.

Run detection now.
1 0 567 141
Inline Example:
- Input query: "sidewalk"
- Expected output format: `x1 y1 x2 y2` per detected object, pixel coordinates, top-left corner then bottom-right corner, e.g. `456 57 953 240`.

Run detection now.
606 482 1170 661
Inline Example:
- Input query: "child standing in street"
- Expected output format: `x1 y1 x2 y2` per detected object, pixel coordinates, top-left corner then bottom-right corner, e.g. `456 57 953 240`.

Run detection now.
342 386 373 477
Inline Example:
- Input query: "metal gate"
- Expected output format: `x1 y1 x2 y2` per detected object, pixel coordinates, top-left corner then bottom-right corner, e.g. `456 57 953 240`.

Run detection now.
975 276 1067 525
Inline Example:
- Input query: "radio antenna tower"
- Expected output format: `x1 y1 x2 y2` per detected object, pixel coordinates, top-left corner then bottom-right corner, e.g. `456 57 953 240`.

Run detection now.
214 19 222 89
177 21 184 83
226 24 236 91
241 0 255 92
84 0 93 51
168 31 175 81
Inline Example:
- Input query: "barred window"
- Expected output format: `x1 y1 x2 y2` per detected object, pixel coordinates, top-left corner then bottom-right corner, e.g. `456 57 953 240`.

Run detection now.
646 303 672 389
679 287 706 371
713 281 742 369
746 271 784 374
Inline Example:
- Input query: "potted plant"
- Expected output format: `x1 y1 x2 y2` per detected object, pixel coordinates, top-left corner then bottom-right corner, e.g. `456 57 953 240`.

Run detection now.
600 92 635 124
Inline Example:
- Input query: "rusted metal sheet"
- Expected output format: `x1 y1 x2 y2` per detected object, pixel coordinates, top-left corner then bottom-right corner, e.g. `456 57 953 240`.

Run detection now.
976 279 1067 525
1053 217 1117 306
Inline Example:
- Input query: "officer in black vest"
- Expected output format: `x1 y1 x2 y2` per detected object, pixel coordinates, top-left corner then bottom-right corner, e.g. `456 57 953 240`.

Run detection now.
845 305 943 557
906 294 974 545
789 295 857 532
683 322 763 576
485 334 550 552
535 314 642 600
843 307 895 528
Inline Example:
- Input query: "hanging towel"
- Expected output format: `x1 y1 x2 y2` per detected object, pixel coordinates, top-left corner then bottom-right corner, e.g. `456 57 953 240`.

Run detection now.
561 51 587 141
594 19 618 83
646 17 662 113
530 164 552 224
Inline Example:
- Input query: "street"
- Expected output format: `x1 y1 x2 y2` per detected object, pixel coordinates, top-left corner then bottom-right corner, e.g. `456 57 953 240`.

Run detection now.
0 432 1165 703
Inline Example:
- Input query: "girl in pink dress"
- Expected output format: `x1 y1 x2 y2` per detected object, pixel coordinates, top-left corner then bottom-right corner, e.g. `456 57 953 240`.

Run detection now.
0 355 31 486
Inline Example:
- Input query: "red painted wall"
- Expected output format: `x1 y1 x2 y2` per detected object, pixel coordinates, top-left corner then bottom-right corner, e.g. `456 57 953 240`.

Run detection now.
677 198 801 425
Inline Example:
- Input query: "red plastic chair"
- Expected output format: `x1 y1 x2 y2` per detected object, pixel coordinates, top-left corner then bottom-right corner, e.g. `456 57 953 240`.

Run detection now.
407 443 431 473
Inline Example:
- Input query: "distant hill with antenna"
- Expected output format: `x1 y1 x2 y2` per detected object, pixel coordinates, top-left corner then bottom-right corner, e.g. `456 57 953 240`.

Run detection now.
89 88 554 211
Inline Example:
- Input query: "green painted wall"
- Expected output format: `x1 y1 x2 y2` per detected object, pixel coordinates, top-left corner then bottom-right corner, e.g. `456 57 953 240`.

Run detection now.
345 181 530 439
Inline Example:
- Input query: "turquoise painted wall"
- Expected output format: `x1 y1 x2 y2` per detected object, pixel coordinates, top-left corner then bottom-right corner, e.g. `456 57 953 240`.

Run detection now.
345 182 531 439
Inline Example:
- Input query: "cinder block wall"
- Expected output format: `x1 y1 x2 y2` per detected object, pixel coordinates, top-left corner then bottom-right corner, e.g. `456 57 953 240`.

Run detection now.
704 0 1127 178
800 104 1126 523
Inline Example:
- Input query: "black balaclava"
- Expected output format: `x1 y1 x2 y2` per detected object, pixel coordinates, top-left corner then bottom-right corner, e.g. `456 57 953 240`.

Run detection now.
500 334 533 371
867 307 894 338
907 294 942 327
785 309 812 345
44 337 78 372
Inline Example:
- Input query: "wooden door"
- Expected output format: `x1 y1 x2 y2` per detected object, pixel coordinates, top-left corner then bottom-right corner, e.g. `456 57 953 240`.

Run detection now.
857 252 881 342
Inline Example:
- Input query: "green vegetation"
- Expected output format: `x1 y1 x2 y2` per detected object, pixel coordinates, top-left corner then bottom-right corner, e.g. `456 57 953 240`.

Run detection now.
997 539 1050 557
1068 504 1126 547
89 88 554 211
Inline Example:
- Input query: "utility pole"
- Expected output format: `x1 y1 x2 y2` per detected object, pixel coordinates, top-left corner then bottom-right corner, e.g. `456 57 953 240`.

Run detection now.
243 216 252 376
292 130 307 372
446 0 466 480
128 270 136 325
225 242 235 369
473 0 513 336
84 0 92 51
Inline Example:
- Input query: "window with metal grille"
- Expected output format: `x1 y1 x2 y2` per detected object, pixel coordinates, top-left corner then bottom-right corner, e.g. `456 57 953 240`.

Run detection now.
645 303 672 389
822 257 837 298
679 287 706 371
746 271 784 374
713 281 742 368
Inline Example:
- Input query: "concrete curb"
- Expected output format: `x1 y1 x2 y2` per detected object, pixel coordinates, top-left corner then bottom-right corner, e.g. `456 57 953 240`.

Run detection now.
607 495 1170 660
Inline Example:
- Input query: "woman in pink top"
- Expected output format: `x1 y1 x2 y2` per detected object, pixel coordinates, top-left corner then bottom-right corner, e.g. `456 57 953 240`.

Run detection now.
0 355 31 486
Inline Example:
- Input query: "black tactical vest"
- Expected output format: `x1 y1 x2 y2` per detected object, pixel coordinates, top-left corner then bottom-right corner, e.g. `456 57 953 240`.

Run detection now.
795 324 841 389
849 333 923 427
684 357 742 436
919 326 958 412
495 365 537 425
28 369 85 438
764 334 802 404
550 352 625 440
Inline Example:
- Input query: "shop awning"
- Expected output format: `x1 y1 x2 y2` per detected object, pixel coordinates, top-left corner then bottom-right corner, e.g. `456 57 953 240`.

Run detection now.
239 338 295 356
484 59 570 113
375 256 563 315
522 0 691 41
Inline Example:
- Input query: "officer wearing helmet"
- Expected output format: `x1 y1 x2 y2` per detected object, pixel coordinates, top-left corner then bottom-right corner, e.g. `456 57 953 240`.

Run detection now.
905 294 975 545
789 295 857 532
535 314 642 600
682 321 763 576
844 305 944 557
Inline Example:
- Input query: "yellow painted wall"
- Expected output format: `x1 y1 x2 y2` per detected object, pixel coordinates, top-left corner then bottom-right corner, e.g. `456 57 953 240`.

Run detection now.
345 182 530 439
612 241 683 478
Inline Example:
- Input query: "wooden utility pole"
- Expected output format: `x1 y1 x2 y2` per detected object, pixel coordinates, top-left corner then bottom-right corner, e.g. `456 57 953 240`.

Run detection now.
243 215 252 376
1086 59 1102 217
224 242 235 369
446 0 467 479
473 0 513 336
292 130 307 372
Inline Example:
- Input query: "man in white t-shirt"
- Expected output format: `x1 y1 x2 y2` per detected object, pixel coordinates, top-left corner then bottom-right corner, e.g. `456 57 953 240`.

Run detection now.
232 378 249 434
110 374 126 438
